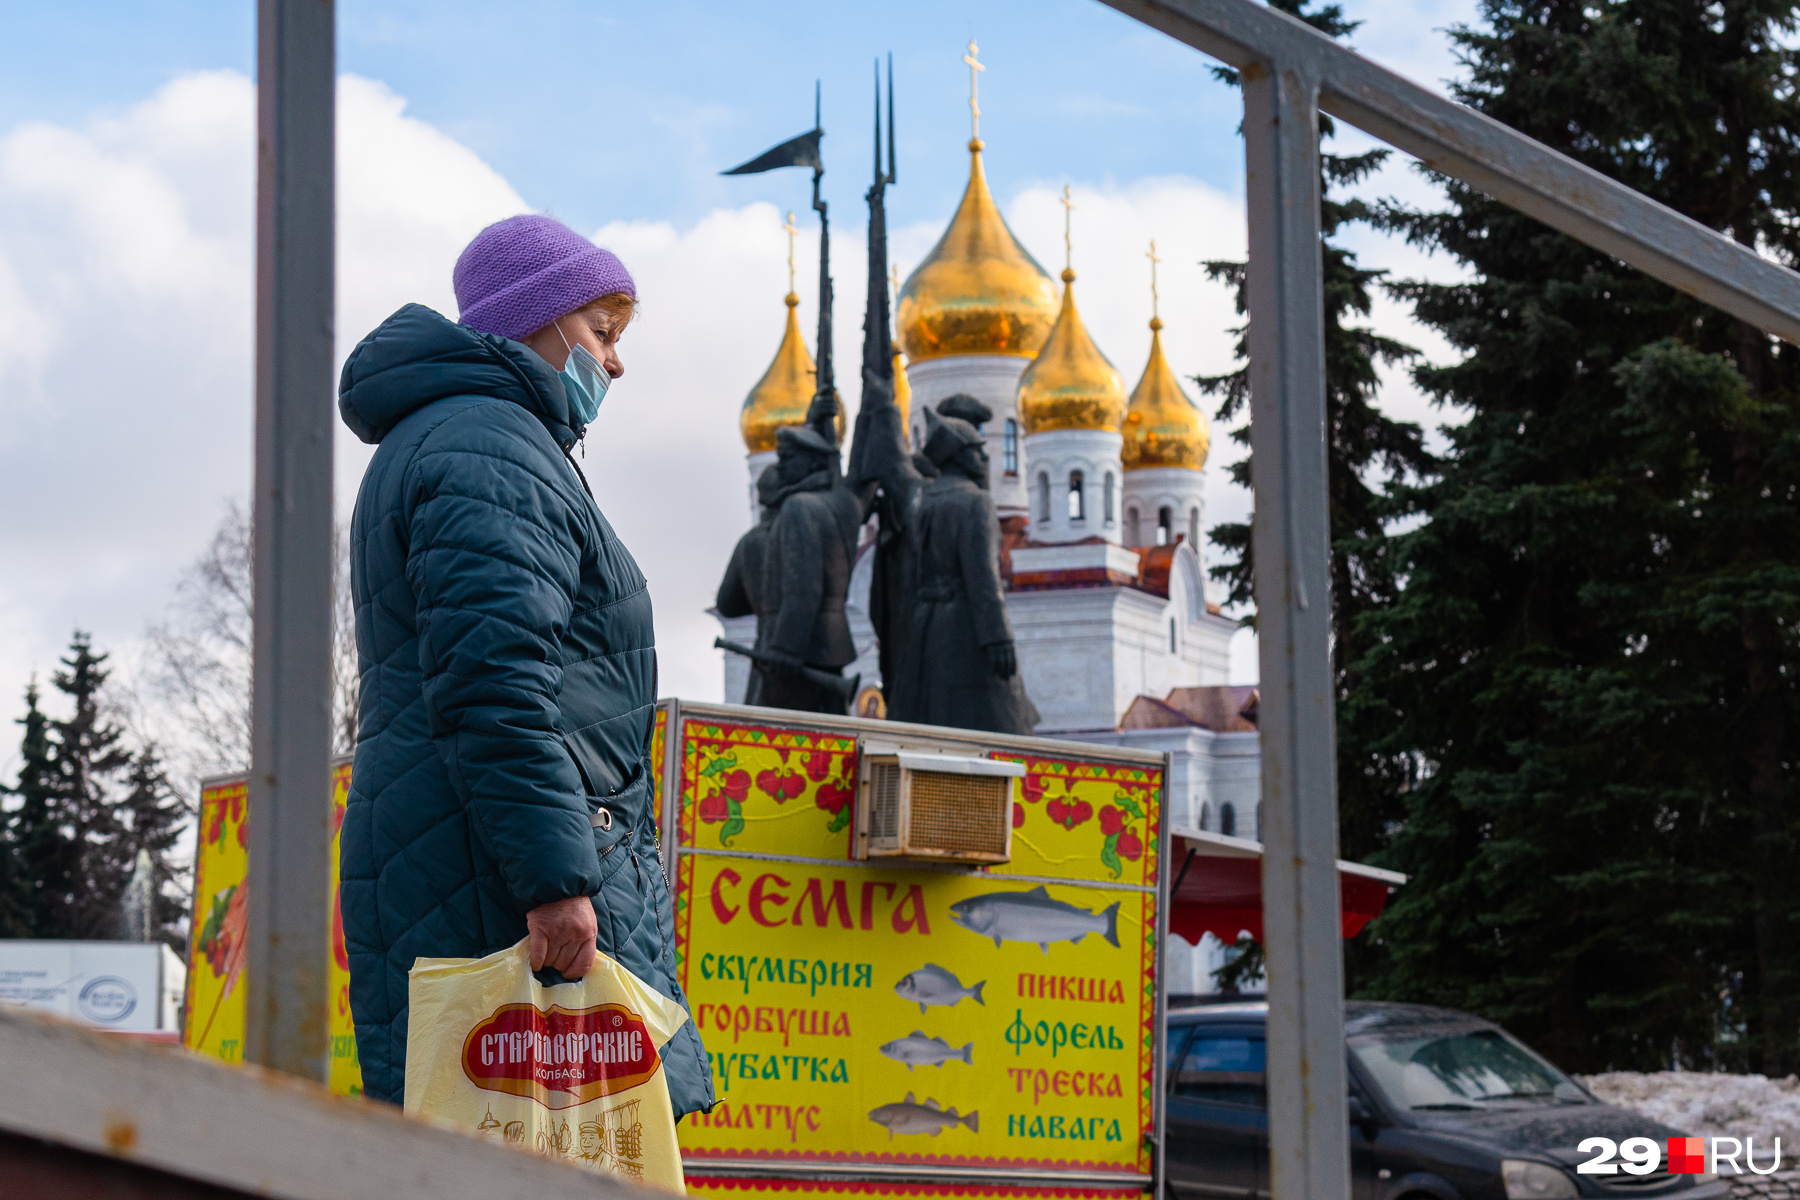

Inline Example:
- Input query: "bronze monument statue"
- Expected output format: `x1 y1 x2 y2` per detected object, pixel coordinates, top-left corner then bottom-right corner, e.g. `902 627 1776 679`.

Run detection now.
855 397 1038 733
935 393 992 430
752 423 866 713
714 470 780 706
848 65 1037 734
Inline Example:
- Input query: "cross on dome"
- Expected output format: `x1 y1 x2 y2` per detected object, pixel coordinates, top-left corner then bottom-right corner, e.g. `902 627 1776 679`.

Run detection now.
963 40 985 142
1060 184 1076 276
782 210 799 295
1146 239 1162 321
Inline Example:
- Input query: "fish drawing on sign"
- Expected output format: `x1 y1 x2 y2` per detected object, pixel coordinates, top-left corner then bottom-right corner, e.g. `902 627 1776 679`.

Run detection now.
879 1031 974 1070
894 964 985 1013
947 886 1121 954
868 1093 979 1138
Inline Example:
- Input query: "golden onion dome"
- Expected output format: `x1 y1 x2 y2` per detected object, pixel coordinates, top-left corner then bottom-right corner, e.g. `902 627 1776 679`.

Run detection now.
740 293 842 452
896 140 1059 363
1016 269 1126 435
1122 317 1210 471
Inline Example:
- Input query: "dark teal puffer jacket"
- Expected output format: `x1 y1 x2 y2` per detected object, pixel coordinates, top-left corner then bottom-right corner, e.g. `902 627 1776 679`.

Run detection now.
338 304 713 1115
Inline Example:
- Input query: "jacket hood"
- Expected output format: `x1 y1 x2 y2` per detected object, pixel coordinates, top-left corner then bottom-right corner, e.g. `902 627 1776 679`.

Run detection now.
338 303 579 446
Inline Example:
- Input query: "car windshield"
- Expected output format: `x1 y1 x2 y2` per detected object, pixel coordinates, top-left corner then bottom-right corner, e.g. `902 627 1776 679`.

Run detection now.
1350 1027 1590 1110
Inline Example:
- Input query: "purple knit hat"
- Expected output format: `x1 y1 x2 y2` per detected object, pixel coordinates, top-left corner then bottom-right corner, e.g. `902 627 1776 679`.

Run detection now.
453 214 635 341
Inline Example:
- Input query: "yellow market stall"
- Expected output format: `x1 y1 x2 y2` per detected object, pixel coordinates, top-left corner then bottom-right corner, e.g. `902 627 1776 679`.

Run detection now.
183 759 363 1096
182 702 1172 1196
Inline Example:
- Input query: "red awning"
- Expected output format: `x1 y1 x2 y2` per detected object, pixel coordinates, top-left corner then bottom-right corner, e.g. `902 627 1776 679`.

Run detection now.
1165 828 1405 945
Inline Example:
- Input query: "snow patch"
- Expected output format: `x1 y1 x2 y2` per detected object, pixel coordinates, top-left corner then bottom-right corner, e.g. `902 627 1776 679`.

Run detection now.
1579 1071 1800 1149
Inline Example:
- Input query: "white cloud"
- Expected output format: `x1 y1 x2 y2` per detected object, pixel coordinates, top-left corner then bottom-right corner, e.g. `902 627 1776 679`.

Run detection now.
0 70 526 750
0 66 1459 765
0 69 256 751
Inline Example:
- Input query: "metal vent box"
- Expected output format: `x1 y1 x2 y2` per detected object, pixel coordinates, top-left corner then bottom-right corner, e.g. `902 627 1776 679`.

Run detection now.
855 749 1023 864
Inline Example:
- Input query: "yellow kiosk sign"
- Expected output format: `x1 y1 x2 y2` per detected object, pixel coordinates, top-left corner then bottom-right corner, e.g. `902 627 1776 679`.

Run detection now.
182 762 363 1096
661 702 1165 1192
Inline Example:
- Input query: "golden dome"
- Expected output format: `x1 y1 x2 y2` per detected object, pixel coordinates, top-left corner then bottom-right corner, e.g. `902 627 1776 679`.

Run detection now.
1123 317 1209 470
896 141 1058 363
740 293 842 452
1016 269 1126 435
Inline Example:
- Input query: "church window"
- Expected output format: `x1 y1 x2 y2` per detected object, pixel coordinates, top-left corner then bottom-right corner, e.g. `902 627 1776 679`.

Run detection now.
1189 506 1200 548
1200 801 1213 832
1126 508 1140 546
1036 473 1051 523
1255 802 1264 840
1157 506 1172 545
1069 471 1086 520
1169 618 1178 654
1103 472 1115 522
1219 802 1237 838
1003 419 1019 475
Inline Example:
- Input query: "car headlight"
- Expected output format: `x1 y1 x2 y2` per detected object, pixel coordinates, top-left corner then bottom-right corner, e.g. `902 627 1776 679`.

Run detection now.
1503 1160 1579 1200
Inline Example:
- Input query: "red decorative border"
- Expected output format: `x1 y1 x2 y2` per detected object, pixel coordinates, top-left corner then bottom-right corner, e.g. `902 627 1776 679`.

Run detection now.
651 707 668 799
680 1142 1140 1173
687 1178 1143 1199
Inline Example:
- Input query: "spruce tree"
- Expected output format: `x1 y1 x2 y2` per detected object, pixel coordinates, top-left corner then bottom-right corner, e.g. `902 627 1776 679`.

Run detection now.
42 632 134 938
1196 0 1434 873
115 745 189 945
1359 0 1800 1071
0 680 51 937
14 671 84 939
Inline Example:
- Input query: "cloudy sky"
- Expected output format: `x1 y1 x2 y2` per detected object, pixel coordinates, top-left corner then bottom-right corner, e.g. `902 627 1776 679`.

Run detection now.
0 0 1478 773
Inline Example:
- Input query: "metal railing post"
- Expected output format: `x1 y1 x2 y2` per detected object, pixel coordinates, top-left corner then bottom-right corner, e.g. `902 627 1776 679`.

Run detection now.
245 0 336 1081
1241 57 1350 1200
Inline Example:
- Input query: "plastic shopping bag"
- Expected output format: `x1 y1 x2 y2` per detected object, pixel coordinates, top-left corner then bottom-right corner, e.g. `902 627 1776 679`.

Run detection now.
405 938 689 1191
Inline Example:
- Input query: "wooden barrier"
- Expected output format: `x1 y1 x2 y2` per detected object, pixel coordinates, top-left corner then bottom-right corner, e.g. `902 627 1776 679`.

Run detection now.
0 1003 642 1200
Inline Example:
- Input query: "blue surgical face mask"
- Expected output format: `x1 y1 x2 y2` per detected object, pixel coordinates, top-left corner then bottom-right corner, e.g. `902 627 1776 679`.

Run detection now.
555 321 611 426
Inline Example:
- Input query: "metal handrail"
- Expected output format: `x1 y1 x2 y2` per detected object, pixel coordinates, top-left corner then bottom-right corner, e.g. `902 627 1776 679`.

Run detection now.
1102 0 1800 344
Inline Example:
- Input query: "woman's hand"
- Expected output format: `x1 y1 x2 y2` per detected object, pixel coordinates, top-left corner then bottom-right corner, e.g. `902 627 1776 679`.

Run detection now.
526 894 598 978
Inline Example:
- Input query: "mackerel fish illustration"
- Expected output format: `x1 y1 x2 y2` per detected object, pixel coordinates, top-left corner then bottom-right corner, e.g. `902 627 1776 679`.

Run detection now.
879 1031 974 1070
948 885 1121 954
893 964 985 1013
868 1093 979 1138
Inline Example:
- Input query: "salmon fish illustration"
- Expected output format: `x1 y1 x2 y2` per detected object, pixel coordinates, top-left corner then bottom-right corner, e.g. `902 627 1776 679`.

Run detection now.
879 1031 974 1070
947 885 1121 954
894 964 985 1013
868 1093 979 1138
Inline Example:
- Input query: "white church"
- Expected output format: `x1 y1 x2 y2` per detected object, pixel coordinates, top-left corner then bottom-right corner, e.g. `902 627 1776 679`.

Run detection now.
717 117 1262 994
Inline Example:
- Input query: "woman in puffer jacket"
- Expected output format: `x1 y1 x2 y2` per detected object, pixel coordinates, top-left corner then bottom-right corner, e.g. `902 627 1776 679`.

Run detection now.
336 214 713 1117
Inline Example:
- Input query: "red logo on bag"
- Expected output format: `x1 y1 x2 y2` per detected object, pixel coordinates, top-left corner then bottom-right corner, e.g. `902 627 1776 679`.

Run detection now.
461 1002 660 1109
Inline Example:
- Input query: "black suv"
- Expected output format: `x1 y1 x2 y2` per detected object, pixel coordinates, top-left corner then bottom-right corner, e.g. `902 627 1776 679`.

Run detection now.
1165 1000 1730 1200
